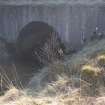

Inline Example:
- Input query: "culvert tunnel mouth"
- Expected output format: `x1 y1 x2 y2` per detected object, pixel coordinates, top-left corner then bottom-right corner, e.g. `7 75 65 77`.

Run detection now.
16 21 58 64
15 21 64 86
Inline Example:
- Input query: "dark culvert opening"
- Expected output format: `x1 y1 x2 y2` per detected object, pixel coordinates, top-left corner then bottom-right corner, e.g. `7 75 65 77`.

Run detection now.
15 21 65 86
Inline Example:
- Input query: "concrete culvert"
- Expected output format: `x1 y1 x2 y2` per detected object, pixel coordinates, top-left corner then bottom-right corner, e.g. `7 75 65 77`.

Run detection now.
14 21 65 87
16 21 65 66
0 37 12 64
0 37 20 92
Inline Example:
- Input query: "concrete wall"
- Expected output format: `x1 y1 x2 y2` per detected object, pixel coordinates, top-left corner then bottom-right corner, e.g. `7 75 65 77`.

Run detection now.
0 4 105 49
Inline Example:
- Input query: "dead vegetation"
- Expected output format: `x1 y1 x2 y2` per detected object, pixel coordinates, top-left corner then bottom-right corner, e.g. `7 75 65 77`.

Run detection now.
1 39 105 105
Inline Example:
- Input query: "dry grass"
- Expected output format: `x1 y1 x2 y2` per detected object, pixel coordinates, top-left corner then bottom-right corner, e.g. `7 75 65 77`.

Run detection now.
1 81 105 105
1 39 105 105
65 39 105 75
81 65 101 77
97 54 105 67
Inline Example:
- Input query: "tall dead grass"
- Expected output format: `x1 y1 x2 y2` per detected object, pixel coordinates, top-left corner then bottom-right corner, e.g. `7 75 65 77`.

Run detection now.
1 39 105 105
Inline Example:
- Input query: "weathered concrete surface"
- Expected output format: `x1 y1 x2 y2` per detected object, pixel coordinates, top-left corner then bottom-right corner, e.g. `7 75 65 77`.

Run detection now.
0 2 105 49
0 1 105 89
16 21 64 65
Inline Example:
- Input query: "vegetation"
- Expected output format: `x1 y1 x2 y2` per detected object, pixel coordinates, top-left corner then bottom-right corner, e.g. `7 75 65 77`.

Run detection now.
1 38 105 105
97 54 105 67
81 65 101 77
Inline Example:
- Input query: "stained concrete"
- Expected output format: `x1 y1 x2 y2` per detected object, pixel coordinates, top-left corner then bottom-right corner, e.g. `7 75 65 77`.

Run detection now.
0 2 105 49
0 1 105 88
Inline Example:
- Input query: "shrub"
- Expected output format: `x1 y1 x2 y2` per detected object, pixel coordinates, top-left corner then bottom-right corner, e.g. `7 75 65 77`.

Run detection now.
97 55 105 67
81 65 101 77
81 65 102 96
